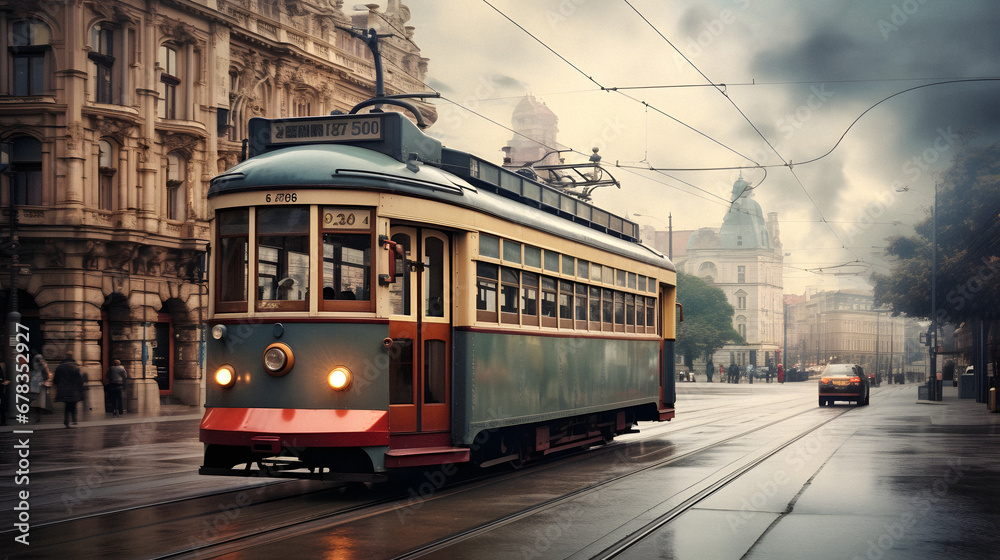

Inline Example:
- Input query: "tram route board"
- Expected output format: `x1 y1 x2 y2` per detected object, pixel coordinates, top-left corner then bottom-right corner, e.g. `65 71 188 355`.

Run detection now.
269 115 383 144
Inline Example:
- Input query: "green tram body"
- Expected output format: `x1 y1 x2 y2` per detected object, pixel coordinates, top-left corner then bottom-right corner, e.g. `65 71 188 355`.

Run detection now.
200 113 677 480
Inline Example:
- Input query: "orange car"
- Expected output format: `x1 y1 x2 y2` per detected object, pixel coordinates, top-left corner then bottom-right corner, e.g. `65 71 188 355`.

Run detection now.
818 364 870 406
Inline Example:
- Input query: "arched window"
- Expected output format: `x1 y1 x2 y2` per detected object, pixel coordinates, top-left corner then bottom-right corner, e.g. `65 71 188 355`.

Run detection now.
98 139 118 210
736 315 747 340
90 23 116 104
697 261 718 283
10 19 51 96
158 45 180 119
166 152 186 221
6 136 43 206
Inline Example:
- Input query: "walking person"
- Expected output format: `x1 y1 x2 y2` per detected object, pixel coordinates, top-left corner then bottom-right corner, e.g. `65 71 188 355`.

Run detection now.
28 354 52 423
777 363 784 384
728 362 739 384
106 359 128 417
705 359 714 383
53 354 84 428
748 363 755 384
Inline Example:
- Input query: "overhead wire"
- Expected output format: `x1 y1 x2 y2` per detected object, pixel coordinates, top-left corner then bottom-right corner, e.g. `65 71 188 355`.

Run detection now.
621 0 859 261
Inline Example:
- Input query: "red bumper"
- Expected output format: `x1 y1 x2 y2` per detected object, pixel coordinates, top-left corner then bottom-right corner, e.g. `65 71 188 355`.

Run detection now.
200 407 389 448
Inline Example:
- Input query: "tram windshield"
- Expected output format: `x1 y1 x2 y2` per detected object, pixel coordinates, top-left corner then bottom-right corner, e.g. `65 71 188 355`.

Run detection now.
214 205 374 314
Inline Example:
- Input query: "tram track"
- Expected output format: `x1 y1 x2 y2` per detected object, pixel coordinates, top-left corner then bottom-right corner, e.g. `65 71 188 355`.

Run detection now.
8 385 853 560
384 396 840 559
146 388 836 559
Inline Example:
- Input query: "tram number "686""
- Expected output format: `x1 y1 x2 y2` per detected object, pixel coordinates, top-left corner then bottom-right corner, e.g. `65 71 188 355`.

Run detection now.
266 193 297 203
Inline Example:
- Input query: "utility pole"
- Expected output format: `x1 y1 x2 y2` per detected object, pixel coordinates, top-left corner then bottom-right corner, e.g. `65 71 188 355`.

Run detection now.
668 213 673 261
928 182 939 400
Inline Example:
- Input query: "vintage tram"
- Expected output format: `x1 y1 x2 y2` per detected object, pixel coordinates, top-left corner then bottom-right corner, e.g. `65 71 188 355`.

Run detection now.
199 109 677 481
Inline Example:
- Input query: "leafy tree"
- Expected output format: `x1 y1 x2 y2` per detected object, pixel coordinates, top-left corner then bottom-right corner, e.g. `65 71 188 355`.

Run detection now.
676 271 743 369
872 140 1000 324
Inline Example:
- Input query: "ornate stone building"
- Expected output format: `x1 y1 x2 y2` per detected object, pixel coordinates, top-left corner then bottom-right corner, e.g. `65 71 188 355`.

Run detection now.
678 174 785 369
0 0 432 415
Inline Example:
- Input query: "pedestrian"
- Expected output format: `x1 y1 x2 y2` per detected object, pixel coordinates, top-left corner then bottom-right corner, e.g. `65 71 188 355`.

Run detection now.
777 363 784 384
705 360 714 383
106 359 128 417
28 353 52 423
719 364 724 382
748 363 754 384
53 354 84 428
728 362 739 384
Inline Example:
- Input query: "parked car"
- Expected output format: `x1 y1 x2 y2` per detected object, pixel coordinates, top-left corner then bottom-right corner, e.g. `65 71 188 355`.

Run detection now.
818 364 870 407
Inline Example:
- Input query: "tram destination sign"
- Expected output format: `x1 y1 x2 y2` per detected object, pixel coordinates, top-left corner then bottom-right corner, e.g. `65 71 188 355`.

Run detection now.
269 115 382 144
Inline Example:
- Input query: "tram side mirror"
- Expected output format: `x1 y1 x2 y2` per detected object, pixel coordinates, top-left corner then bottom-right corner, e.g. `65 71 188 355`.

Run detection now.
378 235 405 285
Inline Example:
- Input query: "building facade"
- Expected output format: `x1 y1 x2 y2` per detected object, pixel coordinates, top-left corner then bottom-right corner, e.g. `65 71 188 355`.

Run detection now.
784 289 920 379
678 174 784 369
0 0 432 415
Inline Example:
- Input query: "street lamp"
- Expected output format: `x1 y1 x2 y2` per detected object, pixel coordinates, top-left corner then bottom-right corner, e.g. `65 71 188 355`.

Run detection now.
896 183 940 400
633 212 673 260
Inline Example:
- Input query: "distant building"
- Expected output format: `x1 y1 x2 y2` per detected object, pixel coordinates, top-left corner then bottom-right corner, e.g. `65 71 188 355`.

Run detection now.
0 0 432 415
501 95 563 169
677 174 784 369
784 289 921 379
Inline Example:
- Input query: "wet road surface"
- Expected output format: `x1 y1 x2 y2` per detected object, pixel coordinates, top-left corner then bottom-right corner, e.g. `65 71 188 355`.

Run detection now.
2 381 997 559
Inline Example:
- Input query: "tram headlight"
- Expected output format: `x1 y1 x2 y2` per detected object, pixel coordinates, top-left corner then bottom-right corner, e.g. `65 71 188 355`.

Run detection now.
327 366 353 391
211 324 228 341
262 342 294 376
214 365 236 387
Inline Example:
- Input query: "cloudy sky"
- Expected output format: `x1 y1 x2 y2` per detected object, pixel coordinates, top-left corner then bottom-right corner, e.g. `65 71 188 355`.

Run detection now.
394 1 1000 294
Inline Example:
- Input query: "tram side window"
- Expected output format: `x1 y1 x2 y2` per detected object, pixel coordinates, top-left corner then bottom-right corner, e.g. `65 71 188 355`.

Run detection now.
322 233 371 304
476 262 498 321
614 291 625 326
602 288 614 327
521 272 538 317
500 267 519 322
256 206 309 310
575 283 588 322
589 285 601 323
558 281 573 320
646 296 656 328
216 209 248 312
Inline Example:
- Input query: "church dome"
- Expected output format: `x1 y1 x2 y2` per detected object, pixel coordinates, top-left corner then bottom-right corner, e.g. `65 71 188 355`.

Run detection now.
720 174 770 249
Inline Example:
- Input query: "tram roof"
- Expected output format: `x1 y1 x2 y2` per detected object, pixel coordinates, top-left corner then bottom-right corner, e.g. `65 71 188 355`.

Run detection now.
210 113 673 271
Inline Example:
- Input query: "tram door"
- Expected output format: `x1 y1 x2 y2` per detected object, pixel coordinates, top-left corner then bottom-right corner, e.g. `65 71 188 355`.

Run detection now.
387 227 451 434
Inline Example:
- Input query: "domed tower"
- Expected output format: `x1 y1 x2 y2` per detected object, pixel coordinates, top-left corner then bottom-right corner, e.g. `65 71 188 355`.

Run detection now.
720 173 771 249
501 95 562 167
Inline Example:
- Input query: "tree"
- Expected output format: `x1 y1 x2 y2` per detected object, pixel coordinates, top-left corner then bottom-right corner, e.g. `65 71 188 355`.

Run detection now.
675 271 743 369
872 140 1000 325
